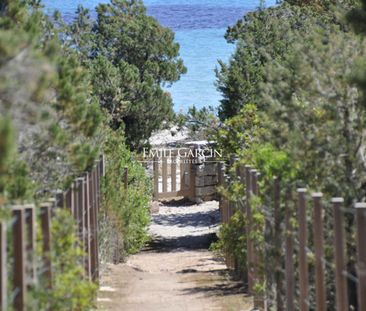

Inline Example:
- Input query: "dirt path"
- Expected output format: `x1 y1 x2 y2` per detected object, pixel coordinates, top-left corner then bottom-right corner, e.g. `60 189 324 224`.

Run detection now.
97 199 253 311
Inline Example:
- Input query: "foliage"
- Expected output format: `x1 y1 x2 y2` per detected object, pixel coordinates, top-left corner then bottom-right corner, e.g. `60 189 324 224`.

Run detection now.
216 1 355 120
64 0 187 150
0 0 102 195
216 4 313 119
0 117 34 204
214 1 366 305
0 118 15 198
0 1 153 309
1 3 100 308
215 104 265 155
175 105 219 140
215 0 366 205
262 23 366 205
29 209 97 311
210 210 247 273
100 126 151 261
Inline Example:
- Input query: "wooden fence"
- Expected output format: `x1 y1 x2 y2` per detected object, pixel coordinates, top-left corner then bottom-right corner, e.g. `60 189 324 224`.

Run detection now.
218 160 366 311
153 149 195 200
0 155 105 311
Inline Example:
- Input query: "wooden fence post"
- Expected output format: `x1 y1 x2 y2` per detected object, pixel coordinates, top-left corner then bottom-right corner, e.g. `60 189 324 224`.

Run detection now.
94 163 99 212
94 167 99 280
238 164 248 284
162 156 168 194
245 165 254 294
24 205 36 285
273 177 284 310
239 164 246 214
227 189 236 268
218 162 225 222
89 170 96 281
72 181 78 222
94 167 99 269
312 193 326 311
76 178 86 277
250 169 258 293
188 148 196 199
332 198 349 311
98 156 103 179
251 170 265 311
0 220 6 311
230 156 240 273
76 179 85 239
285 188 294 311
90 168 99 282
221 173 232 268
40 203 52 289
100 154 105 177
251 169 258 196
84 173 91 280
171 155 177 193
297 189 309 311
153 156 159 200
225 175 231 224
95 160 101 211
12 207 26 311
355 202 366 311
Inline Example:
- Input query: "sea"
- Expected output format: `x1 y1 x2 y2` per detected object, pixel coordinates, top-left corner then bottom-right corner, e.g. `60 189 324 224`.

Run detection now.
43 0 275 112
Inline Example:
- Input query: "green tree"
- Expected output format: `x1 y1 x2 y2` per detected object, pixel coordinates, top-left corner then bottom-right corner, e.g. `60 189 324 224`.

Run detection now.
0 0 102 194
0 1 100 309
262 24 366 204
67 0 186 149
100 126 151 261
216 1 353 120
213 0 364 307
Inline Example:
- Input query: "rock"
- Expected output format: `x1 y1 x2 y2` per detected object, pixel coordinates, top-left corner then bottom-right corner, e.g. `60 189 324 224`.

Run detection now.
150 201 160 214
195 175 218 187
195 186 217 197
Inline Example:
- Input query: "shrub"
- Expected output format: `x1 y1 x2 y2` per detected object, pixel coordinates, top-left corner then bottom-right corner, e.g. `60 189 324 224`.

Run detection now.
100 127 151 263
29 209 97 311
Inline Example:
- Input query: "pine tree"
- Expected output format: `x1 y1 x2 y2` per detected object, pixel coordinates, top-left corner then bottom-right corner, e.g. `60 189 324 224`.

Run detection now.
67 0 186 149
0 0 102 194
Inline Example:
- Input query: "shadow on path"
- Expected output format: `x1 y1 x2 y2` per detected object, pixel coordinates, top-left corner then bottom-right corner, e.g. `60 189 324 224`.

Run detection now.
97 199 253 311
147 232 218 252
152 209 219 228
180 282 248 297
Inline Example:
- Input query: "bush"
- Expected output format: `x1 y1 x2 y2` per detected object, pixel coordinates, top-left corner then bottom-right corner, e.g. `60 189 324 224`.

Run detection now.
29 209 97 311
100 127 151 263
210 210 247 274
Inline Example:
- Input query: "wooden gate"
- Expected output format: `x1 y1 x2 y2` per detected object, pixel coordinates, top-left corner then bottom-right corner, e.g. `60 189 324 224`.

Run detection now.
153 148 195 200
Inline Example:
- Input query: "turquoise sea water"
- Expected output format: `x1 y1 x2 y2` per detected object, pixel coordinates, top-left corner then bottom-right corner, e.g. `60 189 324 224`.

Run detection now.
43 0 275 111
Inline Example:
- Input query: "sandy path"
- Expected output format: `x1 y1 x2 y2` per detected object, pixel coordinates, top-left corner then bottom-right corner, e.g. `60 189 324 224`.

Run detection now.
97 199 253 311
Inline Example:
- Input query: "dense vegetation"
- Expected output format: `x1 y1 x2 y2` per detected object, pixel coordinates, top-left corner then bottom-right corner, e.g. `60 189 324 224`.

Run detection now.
0 0 183 308
99 127 151 263
60 0 186 150
3 0 366 308
210 0 366 308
